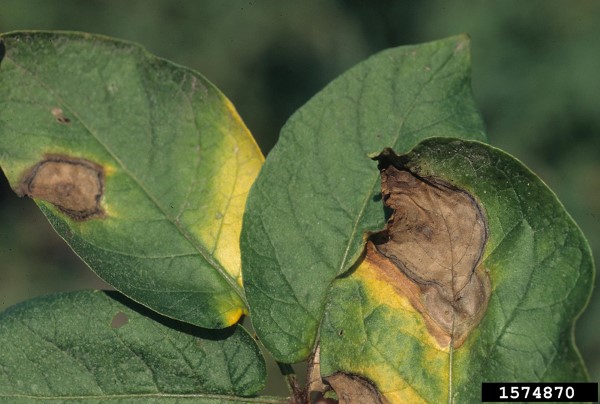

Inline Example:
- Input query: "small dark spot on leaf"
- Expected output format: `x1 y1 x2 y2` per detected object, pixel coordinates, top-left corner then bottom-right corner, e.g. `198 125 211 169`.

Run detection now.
0 40 5 65
338 329 344 336
51 108 71 124
110 312 129 328
18 155 105 221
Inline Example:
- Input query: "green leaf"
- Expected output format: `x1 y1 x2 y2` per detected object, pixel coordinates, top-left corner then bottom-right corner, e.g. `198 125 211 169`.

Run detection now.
241 35 486 362
0 32 264 328
319 138 594 403
0 290 273 402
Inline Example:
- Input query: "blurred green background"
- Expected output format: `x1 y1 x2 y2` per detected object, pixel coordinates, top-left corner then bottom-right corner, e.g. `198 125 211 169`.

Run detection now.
1 0 598 393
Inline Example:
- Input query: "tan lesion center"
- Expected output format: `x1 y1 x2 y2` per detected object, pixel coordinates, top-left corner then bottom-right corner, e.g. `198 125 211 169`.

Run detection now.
19 155 105 221
369 153 490 348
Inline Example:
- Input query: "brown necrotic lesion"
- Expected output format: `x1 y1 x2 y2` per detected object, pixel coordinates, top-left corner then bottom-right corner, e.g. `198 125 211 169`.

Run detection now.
18 155 105 221
325 372 389 404
369 149 490 348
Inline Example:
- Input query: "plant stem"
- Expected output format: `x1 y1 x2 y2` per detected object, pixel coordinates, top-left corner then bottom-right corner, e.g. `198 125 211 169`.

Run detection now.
276 361 301 397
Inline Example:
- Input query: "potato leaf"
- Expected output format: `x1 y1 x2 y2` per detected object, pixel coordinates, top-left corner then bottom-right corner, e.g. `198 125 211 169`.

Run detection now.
0 290 272 402
241 35 486 362
320 139 594 402
0 32 263 328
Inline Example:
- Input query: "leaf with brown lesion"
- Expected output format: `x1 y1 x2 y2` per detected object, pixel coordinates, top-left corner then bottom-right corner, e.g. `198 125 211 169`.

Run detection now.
369 148 490 348
319 139 593 402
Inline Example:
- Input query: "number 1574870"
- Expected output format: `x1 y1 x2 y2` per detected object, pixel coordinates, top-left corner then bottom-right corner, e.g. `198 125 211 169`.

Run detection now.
481 382 597 402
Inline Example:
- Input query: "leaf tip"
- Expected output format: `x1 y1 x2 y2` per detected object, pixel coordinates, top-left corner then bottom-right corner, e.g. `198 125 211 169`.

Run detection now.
454 33 471 52
223 306 246 325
